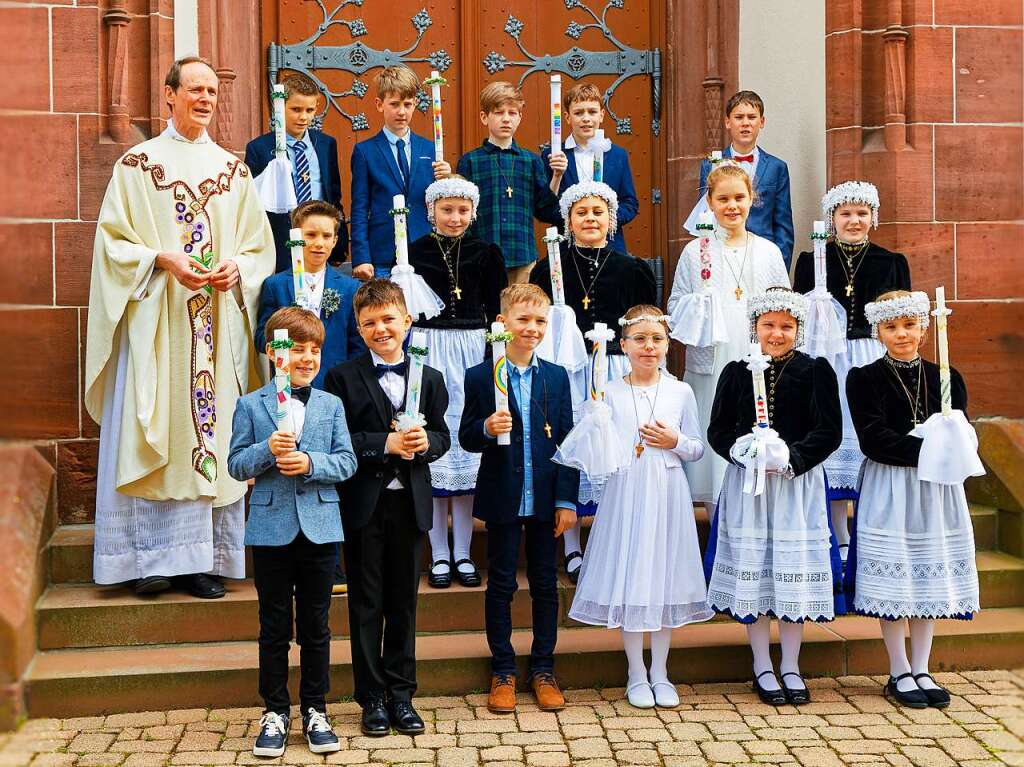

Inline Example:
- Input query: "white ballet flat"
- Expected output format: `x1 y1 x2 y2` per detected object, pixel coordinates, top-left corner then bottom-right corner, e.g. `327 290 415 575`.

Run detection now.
625 681 656 709
651 680 680 708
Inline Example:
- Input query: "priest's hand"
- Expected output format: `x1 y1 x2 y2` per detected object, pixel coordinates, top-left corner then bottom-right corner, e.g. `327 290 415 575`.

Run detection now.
402 426 429 455
269 430 297 456
553 506 577 538
385 431 415 461
157 250 210 292
276 450 310 476
639 420 679 450
209 259 240 292
352 263 375 282
432 160 452 179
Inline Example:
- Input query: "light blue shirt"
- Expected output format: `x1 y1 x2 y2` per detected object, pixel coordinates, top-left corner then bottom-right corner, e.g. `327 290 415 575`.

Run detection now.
287 131 323 201
382 126 413 174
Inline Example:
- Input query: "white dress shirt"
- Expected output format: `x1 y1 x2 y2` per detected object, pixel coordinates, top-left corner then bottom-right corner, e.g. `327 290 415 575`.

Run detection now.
370 350 407 489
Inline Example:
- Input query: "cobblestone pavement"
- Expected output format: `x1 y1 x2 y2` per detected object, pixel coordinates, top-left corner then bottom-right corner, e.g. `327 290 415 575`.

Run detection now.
3 671 1024 767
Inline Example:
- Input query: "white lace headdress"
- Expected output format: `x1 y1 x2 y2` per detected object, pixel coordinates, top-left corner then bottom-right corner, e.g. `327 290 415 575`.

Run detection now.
426 177 480 223
618 313 671 329
821 181 880 234
747 289 810 347
559 181 619 239
864 291 931 339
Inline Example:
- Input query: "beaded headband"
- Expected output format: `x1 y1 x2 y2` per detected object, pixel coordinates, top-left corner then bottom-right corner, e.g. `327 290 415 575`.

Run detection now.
747 290 809 348
864 291 931 339
821 181 880 233
425 178 480 224
559 181 619 239
618 314 671 328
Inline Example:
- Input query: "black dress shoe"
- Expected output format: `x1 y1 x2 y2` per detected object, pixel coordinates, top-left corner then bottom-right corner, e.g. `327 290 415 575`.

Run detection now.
387 700 425 735
360 695 390 736
781 672 811 705
913 673 951 708
171 573 226 599
753 670 787 706
884 673 929 709
428 560 451 589
134 575 171 595
564 551 583 585
453 558 481 587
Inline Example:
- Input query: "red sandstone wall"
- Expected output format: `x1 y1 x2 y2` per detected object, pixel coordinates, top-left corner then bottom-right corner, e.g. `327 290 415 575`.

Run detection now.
826 0 1024 417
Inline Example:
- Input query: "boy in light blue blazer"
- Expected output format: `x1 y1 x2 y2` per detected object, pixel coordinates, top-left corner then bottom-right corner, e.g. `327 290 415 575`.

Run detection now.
697 90 795 266
228 307 357 760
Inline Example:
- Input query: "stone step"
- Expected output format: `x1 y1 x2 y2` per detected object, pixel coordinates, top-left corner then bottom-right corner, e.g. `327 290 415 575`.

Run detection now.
44 503 1001 584
24 607 1024 718
36 550 1024 650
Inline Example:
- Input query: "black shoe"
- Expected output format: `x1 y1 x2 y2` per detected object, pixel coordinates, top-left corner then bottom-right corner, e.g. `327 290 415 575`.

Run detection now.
781 672 811 705
884 673 929 709
253 711 288 757
564 551 583 586
454 558 481 587
134 575 171 595
913 673 951 709
171 573 226 599
387 700 425 735
753 670 787 706
302 708 340 753
360 695 390 736
428 560 452 589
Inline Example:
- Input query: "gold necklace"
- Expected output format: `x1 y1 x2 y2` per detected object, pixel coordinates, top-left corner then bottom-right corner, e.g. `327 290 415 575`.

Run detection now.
431 233 463 302
570 243 610 311
627 372 662 457
721 233 753 300
836 238 870 297
885 354 927 425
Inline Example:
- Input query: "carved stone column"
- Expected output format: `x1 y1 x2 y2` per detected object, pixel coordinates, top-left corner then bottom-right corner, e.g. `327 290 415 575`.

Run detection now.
702 0 724 153
883 0 909 150
103 1 132 143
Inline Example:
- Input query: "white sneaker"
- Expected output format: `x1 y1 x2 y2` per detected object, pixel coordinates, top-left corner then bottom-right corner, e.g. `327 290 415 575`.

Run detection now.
652 680 680 708
626 681 656 709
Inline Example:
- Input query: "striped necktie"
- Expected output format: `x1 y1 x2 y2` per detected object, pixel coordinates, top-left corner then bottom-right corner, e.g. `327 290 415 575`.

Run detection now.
293 140 312 203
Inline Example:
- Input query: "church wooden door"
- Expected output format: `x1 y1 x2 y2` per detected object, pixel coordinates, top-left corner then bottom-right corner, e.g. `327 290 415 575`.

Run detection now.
261 0 665 264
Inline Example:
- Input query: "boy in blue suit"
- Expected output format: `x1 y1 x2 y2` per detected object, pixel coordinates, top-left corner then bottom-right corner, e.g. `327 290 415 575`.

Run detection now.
459 283 579 714
698 90 795 266
245 74 348 273
228 307 357 759
542 82 639 254
349 66 450 280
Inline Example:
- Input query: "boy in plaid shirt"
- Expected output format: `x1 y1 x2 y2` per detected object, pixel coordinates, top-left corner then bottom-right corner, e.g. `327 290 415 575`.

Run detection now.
457 82 560 284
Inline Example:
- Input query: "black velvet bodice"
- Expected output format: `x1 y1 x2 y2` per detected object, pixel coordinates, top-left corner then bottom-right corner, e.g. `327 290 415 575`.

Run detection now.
408 233 507 329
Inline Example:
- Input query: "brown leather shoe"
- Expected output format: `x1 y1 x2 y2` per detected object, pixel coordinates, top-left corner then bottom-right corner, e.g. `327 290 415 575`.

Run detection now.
488 674 517 713
531 672 565 711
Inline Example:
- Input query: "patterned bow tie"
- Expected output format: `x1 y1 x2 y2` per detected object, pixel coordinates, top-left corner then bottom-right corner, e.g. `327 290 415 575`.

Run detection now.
375 361 407 378
291 385 312 405
734 153 754 163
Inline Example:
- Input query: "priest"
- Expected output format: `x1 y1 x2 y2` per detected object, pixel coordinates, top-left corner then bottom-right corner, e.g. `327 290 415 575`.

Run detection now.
85 57 275 598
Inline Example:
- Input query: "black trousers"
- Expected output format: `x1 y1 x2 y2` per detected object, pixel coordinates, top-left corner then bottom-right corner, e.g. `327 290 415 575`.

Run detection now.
252 531 337 716
485 516 559 677
343 489 424 705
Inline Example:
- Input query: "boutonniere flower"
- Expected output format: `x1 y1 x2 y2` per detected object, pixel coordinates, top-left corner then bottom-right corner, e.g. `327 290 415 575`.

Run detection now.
321 287 341 319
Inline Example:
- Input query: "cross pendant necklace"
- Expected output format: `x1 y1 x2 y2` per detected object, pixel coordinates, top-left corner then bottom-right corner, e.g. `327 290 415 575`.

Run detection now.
845 283 854 297
505 185 514 198
582 294 591 310
544 423 552 438
454 286 463 300
734 287 743 301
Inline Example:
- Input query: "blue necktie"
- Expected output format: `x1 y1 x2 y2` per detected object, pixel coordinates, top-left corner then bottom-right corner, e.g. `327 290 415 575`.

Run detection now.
395 138 410 192
293 140 312 203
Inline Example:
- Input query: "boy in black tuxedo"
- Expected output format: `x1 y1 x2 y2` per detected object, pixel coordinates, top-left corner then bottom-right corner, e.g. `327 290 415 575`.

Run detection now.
245 74 349 272
459 283 579 714
324 279 449 736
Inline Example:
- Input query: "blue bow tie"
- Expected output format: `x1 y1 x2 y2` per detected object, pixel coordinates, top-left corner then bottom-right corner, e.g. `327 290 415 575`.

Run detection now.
375 361 407 378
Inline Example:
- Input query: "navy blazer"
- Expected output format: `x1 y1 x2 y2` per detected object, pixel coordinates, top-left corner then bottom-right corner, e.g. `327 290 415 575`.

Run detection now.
459 358 579 525
541 142 640 255
350 130 434 270
245 130 349 272
698 147 795 267
254 266 364 390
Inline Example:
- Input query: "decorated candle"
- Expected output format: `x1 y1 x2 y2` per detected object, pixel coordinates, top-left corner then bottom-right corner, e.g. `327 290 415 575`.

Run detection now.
697 209 714 288
272 84 287 160
585 322 615 401
425 71 445 162
550 75 562 156
812 220 828 289
747 341 771 429
487 322 513 446
272 329 294 432
392 194 409 266
544 227 565 306
399 331 428 430
288 227 306 306
592 129 606 182
934 286 952 416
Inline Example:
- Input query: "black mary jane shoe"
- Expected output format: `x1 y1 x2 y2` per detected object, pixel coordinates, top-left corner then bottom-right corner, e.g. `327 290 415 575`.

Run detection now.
387 700 425 735
171 573 226 599
753 670 787 706
360 695 391 736
428 560 452 589
884 673 929 709
453 558 482 587
564 551 583 585
781 672 811 705
913 673 951 709
134 575 171 595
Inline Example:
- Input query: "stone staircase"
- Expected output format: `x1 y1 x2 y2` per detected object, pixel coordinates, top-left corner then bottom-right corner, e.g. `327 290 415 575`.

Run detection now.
23 496 1024 718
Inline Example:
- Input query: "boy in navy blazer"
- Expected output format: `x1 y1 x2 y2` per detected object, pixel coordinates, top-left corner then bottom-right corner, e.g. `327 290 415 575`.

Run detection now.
459 284 579 714
697 90 795 266
542 82 640 254
228 307 357 759
245 74 349 273
349 66 450 281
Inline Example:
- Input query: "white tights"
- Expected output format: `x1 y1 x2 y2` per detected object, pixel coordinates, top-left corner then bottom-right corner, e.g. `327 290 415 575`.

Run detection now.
746 617 806 691
427 495 475 574
563 520 583 572
622 628 674 687
879 618 939 691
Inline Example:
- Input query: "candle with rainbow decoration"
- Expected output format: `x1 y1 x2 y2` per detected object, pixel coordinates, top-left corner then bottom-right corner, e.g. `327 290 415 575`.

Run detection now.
425 71 445 162
487 321 513 445
272 329 294 432
288 227 306 306
935 286 952 417
550 75 562 155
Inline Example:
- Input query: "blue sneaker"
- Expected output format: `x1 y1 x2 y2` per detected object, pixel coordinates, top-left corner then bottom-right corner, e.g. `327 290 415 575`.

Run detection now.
253 711 288 758
303 708 341 754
